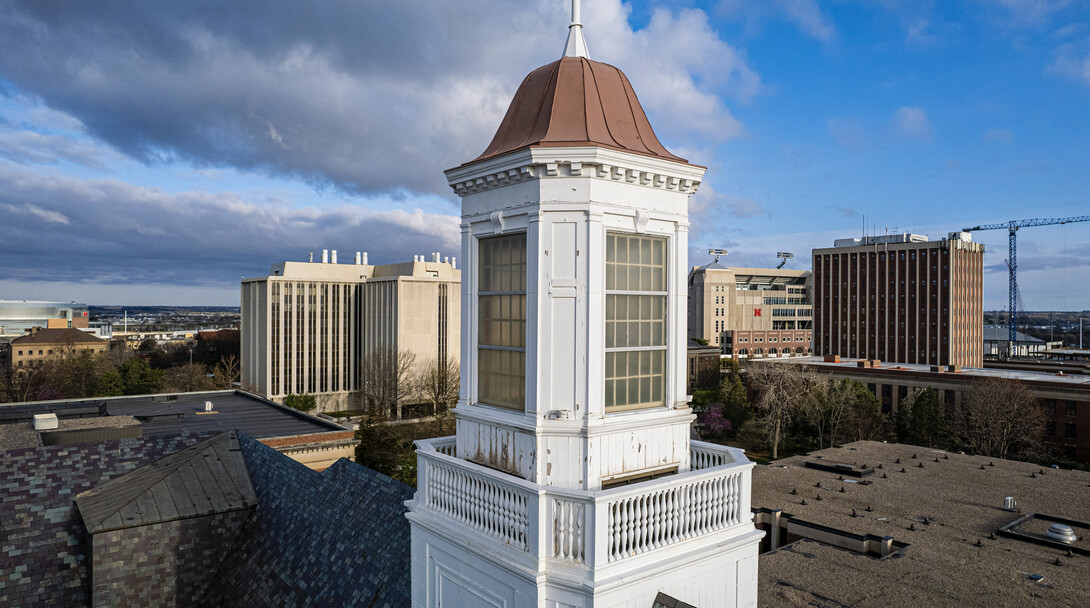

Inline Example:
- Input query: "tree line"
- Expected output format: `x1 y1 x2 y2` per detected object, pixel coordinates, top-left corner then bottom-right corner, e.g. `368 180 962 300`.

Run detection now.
695 360 1047 464
0 341 241 403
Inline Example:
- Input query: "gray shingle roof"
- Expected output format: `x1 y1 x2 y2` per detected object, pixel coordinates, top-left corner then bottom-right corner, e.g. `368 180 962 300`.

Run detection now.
75 431 257 533
1 430 413 608
204 434 413 608
0 432 214 607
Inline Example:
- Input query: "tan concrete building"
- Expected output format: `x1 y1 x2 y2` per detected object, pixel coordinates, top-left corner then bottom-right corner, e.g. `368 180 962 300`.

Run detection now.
813 232 984 368
4 328 108 372
688 263 813 359
240 251 460 413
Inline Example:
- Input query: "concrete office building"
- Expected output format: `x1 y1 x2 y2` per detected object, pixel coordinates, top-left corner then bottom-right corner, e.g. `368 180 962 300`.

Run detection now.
0 300 90 336
240 250 460 413
688 264 813 359
813 232 985 368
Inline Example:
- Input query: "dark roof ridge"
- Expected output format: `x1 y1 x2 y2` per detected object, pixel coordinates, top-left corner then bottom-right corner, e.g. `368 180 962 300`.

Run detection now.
75 430 257 533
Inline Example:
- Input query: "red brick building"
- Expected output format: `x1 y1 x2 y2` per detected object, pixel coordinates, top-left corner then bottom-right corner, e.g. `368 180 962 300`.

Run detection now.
813 232 984 368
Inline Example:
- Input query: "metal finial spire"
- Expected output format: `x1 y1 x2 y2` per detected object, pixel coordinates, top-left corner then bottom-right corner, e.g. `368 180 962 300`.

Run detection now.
563 0 590 58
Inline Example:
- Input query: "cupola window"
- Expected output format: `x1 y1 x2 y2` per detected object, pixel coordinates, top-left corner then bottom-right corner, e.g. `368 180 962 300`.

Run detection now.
478 233 527 410
605 233 667 411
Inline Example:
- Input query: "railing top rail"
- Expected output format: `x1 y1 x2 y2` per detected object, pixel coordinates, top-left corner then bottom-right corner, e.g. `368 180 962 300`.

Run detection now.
416 440 541 495
416 436 753 503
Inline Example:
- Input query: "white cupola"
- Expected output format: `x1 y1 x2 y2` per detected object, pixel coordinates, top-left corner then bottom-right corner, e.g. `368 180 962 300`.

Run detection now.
408 3 762 605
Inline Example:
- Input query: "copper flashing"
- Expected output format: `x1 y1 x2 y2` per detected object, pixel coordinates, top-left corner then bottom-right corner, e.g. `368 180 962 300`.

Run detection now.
469 57 689 166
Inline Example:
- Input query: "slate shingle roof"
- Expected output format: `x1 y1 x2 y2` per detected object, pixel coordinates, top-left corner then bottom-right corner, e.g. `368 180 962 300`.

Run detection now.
75 431 257 534
204 434 414 608
1 431 413 608
0 432 214 608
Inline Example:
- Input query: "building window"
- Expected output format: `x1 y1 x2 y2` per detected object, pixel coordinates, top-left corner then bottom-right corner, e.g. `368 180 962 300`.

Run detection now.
478 233 526 410
605 233 667 411
1065 423 1076 439
1046 421 1056 436
1045 399 1056 414
1067 401 1076 416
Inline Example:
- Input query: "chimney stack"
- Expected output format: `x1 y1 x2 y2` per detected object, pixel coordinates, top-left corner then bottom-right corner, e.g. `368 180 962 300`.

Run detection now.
432 252 441 263
362 251 368 265
355 251 362 265
331 249 338 264
451 257 457 269
321 249 329 264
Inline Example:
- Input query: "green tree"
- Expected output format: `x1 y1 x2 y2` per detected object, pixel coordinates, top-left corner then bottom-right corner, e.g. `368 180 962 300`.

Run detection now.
120 357 163 395
355 417 417 486
94 369 125 397
718 373 752 430
897 387 948 448
283 393 317 413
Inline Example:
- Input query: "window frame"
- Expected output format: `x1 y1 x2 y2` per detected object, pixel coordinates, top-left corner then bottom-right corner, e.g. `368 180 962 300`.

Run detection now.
604 231 669 413
476 232 528 411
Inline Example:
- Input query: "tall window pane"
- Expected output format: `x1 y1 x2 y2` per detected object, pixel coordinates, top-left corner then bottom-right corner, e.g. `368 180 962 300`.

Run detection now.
605 233 667 411
478 233 526 410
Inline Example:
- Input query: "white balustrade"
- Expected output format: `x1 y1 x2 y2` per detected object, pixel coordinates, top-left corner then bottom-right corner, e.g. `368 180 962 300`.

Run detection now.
414 437 752 568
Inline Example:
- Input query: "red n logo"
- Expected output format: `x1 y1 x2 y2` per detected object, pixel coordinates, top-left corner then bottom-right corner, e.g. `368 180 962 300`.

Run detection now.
754 308 762 317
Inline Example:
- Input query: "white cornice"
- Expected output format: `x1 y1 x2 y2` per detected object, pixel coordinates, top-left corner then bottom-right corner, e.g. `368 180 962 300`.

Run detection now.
445 146 706 197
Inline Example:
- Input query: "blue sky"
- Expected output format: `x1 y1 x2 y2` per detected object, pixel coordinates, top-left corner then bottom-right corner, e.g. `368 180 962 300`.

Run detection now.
0 0 1088 309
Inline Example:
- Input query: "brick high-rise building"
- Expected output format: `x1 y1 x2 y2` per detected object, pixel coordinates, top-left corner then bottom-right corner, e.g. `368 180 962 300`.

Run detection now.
812 232 984 368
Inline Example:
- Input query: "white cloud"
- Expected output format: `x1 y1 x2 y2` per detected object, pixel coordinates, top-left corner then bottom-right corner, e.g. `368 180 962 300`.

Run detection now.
1 202 71 225
892 106 934 142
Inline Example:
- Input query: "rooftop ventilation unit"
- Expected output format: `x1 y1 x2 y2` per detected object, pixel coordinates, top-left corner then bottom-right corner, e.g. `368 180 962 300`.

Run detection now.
33 413 58 431
204 401 214 412
1046 523 1077 544
1003 497 1018 512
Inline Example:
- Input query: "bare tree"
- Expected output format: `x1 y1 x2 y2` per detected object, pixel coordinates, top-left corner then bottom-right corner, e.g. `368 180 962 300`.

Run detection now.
415 356 459 432
212 354 240 389
953 377 1044 460
164 363 214 392
747 362 825 459
359 346 417 421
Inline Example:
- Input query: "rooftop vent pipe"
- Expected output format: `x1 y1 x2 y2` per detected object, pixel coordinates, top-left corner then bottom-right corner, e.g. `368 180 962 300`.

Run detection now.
451 257 457 269
204 401 213 412
331 250 338 264
309 252 314 263
355 251 362 265
322 249 329 264
1047 523 1077 544
362 252 368 265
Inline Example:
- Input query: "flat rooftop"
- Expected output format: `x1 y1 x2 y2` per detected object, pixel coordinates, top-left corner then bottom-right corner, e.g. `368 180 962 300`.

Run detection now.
753 441 1090 607
0 390 348 443
772 355 1090 387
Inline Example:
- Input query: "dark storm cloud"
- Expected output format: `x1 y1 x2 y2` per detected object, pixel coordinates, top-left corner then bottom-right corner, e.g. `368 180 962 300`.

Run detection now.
0 1 568 195
0 163 459 286
0 1 750 197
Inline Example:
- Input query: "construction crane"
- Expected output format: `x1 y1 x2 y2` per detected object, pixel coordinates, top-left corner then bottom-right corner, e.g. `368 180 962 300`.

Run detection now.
963 215 1090 356
776 252 794 269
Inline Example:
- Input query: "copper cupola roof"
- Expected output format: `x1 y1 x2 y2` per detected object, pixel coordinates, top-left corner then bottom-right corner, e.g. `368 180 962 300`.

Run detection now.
471 56 689 166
